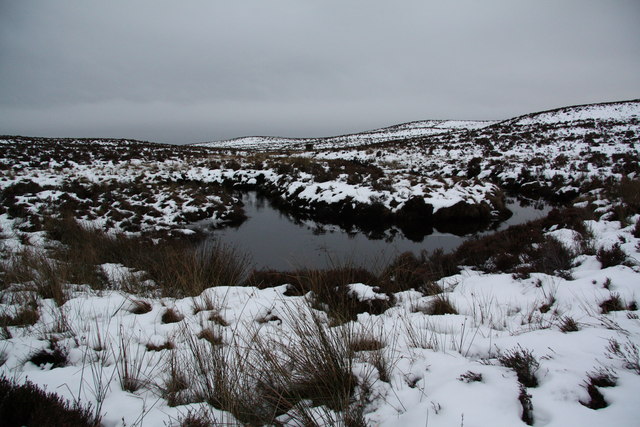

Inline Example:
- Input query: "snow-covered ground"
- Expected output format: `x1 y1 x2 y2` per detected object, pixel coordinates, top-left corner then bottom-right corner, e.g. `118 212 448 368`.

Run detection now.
1 99 639 426
1 214 639 426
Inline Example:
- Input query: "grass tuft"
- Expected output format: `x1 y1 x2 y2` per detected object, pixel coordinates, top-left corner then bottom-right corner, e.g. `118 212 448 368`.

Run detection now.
606 338 640 374
129 299 152 314
161 307 183 324
414 293 458 315
498 345 540 388
458 371 483 383
197 328 223 346
146 340 175 352
558 316 579 333
600 293 626 314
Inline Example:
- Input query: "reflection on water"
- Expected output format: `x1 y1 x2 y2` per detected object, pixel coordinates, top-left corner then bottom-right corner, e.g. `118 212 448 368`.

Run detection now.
204 192 550 271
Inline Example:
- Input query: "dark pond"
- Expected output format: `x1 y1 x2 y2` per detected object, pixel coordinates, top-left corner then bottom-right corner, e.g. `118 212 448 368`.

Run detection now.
203 192 550 271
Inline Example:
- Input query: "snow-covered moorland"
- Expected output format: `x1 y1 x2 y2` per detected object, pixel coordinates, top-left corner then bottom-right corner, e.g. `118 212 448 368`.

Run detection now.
1 99 640 426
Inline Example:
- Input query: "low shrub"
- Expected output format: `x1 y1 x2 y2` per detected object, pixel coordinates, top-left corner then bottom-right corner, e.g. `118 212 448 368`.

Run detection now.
519 384 534 425
276 266 392 323
600 293 626 314
0 377 99 427
580 368 617 410
380 250 455 293
498 346 540 388
597 244 627 268
28 339 68 369
559 316 579 333
532 236 574 278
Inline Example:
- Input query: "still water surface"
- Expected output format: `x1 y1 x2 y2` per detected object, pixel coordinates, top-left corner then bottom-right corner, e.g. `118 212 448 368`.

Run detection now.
207 192 550 271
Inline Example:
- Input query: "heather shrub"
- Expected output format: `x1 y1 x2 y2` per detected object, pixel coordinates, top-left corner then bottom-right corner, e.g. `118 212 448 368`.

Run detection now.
0 378 99 427
597 244 626 268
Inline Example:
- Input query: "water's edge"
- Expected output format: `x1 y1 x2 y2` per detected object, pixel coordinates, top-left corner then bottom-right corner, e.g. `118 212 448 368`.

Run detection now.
194 192 550 271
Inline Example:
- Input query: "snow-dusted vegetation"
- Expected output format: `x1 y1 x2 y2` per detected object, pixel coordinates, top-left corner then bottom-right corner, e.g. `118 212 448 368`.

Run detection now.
1 99 640 426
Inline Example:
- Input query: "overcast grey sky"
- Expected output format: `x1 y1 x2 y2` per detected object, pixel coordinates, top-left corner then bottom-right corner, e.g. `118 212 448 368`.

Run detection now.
1 1 639 144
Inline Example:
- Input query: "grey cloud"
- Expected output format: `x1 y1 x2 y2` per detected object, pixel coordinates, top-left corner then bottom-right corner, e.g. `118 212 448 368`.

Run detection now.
1 0 639 143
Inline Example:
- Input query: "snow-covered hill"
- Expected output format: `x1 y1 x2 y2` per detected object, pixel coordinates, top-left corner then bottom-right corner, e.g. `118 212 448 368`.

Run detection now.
195 120 497 151
507 99 640 126
195 99 639 151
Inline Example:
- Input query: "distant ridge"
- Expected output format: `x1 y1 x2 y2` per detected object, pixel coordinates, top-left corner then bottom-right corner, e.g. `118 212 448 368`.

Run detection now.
195 99 640 151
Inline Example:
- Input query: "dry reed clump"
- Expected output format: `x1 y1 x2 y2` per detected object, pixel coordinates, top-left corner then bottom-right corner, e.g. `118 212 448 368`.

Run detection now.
160 351 191 407
3 249 68 306
0 304 39 328
197 327 223 346
176 305 373 425
415 293 458 315
40 216 250 297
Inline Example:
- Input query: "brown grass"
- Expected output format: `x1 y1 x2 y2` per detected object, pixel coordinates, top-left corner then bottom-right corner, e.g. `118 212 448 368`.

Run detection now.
413 293 458 315
42 216 250 297
4 250 68 306
129 299 152 315
161 307 183 324
0 303 39 328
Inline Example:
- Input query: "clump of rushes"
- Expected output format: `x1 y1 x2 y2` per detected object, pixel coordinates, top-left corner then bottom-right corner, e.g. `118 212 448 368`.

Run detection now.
4 250 68 306
42 216 251 297
519 385 534 425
